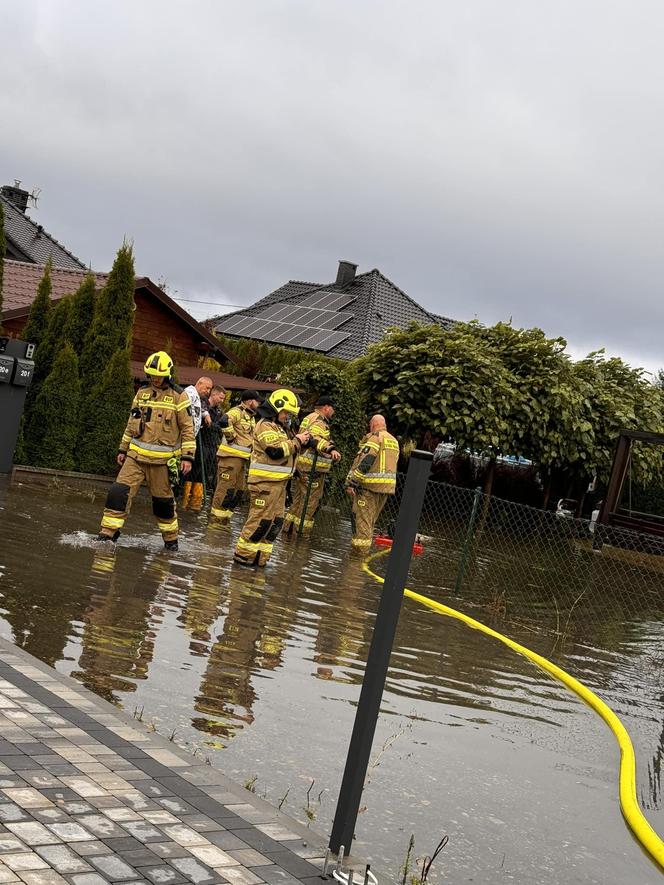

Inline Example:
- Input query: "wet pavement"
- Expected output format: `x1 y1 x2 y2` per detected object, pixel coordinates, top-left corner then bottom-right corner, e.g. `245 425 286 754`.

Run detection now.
0 638 327 885
0 476 663 883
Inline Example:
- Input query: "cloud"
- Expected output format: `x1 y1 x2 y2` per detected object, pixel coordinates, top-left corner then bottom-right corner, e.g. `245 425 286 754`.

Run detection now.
1 0 663 372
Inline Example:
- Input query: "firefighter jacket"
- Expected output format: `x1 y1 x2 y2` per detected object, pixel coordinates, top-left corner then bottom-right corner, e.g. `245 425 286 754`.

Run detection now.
248 411 302 485
347 430 399 494
216 404 256 460
119 382 196 466
296 410 338 475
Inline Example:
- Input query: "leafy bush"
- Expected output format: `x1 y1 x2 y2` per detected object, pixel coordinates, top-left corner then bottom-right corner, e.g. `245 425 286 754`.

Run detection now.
281 356 365 486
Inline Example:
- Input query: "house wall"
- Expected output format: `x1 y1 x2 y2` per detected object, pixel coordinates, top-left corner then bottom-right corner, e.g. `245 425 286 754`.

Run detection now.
4 288 206 368
3 316 26 336
131 289 203 365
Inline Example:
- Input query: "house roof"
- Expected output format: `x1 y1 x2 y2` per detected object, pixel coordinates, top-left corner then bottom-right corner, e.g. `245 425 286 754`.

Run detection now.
1 259 237 364
1 261 108 316
211 267 453 360
1 193 86 270
129 361 283 392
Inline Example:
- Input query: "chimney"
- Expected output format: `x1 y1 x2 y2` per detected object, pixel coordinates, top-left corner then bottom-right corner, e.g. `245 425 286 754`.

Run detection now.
1 182 30 213
336 260 357 288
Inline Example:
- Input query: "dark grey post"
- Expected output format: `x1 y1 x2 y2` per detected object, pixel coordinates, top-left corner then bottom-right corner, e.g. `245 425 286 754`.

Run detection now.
329 450 433 855
0 338 35 473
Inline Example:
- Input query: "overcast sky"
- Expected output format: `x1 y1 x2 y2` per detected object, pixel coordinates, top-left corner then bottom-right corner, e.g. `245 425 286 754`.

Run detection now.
1 1 663 373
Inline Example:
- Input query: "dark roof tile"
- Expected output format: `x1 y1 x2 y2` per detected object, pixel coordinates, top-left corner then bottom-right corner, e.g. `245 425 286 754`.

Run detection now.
212 267 453 360
1 194 86 270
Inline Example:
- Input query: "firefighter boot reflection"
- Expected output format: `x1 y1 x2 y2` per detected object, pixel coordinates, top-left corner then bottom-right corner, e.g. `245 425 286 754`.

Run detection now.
233 484 286 567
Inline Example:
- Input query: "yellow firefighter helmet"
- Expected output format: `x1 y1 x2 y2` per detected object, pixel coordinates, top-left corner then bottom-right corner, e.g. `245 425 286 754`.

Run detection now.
144 351 173 378
268 388 300 416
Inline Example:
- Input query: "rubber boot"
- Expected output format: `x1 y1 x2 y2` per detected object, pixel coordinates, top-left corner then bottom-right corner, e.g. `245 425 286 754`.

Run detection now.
190 483 204 512
95 530 120 542
180 481 193 510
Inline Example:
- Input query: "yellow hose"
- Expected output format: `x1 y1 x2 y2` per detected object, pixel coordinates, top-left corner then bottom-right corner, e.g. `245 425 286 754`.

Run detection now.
362 551 664 872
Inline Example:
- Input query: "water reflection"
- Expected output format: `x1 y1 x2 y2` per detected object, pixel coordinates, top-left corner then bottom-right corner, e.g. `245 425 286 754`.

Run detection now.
72 552 168 700
0 478 663 883
194 569 272 740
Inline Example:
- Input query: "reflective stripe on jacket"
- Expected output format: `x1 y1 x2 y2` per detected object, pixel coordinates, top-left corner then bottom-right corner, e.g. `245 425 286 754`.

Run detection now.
248 418 300 483
217 404 255 460
296 410 336 474
347 430 399 494
120 382 196 465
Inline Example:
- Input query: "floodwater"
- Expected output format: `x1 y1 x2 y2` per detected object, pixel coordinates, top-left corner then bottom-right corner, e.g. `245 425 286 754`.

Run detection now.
0 476 663 884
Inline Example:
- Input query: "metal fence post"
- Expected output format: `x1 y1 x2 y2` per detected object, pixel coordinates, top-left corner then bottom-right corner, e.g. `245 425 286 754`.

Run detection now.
297 450 319 535
329 450 433 855
198 445 207 501
454 486 482 595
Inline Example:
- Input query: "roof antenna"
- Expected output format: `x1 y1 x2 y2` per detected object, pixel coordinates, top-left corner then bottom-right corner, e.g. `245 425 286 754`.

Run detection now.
28 186 41 209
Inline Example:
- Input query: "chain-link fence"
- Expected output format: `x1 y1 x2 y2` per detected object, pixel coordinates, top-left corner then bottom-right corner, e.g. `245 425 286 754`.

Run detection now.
285 464 664 647
183 439 664 646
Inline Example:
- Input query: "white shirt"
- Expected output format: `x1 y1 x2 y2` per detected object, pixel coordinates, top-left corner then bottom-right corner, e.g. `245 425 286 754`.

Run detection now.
184 385 203 436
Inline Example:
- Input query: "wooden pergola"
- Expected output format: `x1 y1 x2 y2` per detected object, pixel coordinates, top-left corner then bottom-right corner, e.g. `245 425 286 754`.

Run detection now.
599 430 664 537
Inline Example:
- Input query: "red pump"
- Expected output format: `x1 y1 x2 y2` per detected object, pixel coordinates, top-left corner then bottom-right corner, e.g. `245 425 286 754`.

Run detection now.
375 535 425 555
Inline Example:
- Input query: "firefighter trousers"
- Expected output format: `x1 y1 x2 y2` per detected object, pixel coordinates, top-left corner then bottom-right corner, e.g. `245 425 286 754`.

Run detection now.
99 454 179 542
210 457 247 518
283 472 326 536
234 481 287 567
351 488 389 551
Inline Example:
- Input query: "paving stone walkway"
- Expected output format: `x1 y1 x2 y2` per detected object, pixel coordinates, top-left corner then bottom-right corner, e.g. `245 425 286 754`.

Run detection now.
0 640 329 885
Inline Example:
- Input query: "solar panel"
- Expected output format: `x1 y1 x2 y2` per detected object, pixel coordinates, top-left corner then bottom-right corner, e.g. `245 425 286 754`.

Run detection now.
241 317 272 337
286 306 311 324
285 327 321 347
318 311 353 330
249 303 355 330
307 292 356 311
298 329 351 351
216 315 245 334
259 304 290 320
217 297 356 352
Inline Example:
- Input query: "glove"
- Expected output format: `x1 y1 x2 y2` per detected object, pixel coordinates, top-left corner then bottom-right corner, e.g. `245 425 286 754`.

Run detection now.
166 457 181 490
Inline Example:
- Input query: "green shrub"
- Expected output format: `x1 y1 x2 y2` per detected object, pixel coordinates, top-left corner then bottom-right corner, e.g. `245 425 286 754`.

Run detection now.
281 356 365 487
22 258 52 350
68 272 97 356
77 347 134 475
26 343 81 471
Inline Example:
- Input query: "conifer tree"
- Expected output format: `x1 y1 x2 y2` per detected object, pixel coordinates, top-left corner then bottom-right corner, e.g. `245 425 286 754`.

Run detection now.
0 199 5 329
67 272 97 356
79 242 135 381
22 258 52 349
23 295 74 449
32 296 73 386
26 343 80 471
77 347 134 475
77 243 135 470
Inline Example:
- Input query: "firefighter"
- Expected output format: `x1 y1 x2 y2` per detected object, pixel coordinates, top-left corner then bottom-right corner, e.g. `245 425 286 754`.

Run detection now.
346 414 399 552
233 389 310 567
96 351 196 550
283 395 341 537
210 389 260 520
